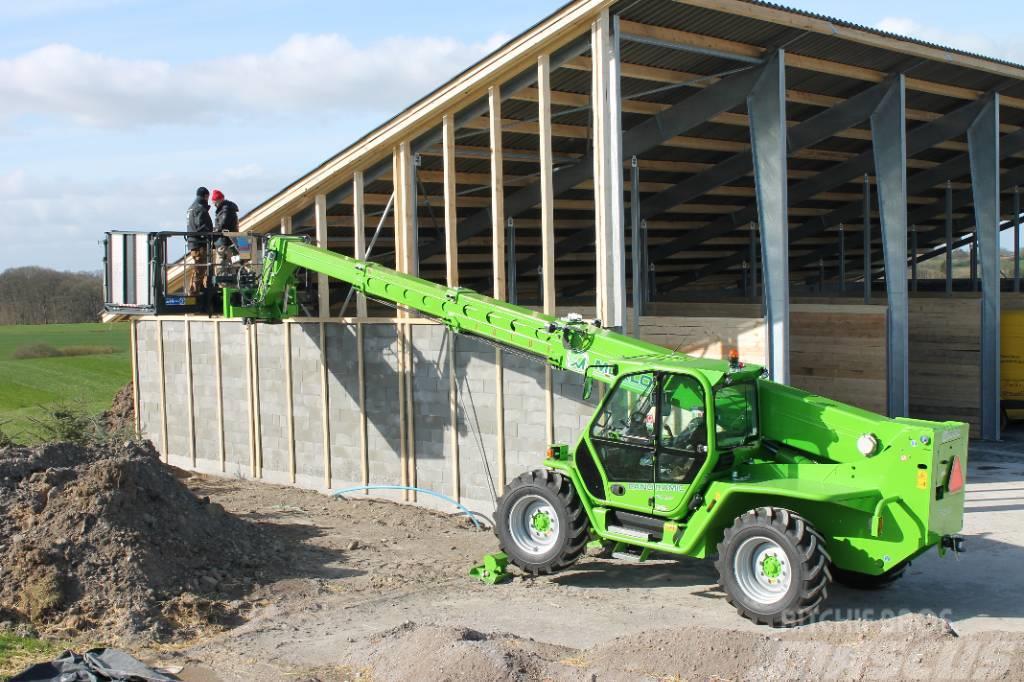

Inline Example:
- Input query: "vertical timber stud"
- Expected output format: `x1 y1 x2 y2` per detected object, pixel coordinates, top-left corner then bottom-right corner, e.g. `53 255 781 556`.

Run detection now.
442 112 461 500
252 325 263 478
214 321 225 473
130 320 140 435
353 171 368 318
538 53 557 445
157 320 168 462
489 84 507 492
318 322 331 489
244 324 257 477
284 322 296 484
870 75 909 418
863 175 872 304
315 193 330 317
592 12 626 331
281 215 292 236
968 94 1001 440
749 50 789 384
395 142 418 498
184 318 196 468
946 181 954 295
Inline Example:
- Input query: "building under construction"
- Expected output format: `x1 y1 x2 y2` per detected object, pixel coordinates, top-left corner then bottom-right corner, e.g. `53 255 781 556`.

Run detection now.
112 0 1024 512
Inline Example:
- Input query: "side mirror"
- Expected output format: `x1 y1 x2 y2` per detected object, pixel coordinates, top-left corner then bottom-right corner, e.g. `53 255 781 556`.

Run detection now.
582 376 594 401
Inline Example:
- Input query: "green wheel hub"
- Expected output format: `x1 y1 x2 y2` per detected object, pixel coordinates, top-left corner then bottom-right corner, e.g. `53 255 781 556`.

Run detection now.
761 554 782 579
531 510 552 533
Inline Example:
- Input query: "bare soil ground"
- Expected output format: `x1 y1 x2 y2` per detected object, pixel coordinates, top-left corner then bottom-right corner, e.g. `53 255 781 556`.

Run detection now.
139 466 1024 682
5 436 1024 680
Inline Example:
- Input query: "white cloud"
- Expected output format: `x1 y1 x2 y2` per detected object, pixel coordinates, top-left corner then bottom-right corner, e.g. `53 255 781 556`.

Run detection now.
0 32 508 129
875 17 1024 65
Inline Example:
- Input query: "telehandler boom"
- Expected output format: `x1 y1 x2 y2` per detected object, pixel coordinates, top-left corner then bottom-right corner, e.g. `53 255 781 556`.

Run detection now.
108 232 969 627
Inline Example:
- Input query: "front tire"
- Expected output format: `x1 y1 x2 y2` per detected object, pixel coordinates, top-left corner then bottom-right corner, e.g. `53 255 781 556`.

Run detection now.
495 469 589 575
715 507 831 627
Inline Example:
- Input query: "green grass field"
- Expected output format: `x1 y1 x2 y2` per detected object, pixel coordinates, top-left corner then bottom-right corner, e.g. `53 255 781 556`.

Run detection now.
0 323 132 444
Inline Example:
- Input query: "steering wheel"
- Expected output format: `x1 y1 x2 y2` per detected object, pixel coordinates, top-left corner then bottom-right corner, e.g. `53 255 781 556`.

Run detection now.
671 416 706 450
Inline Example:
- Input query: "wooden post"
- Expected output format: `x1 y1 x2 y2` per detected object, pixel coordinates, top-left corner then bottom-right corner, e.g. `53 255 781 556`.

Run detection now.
251 324 263 478
157 320 168 463
538 53 557 446
284 322 296 484
214 321 226 473
245 323 257 477
442 112 461 501
357 323 369 489
489 84 507 492
315 192 330 317
353 171 368 318
319 321 332 489
130 319 140 435
394 142 419 499
281 215 293 235
184 318 197 468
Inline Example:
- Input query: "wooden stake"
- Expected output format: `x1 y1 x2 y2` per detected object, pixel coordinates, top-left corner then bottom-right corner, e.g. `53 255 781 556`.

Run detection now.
245 324 258 478
157 320 168 463
539 53 557 446
130 319 140 436
442 113 462 502
284 322 296 484
315 193 330 317
184 318 197 467
353 171 368 318
214 321 226 473
489 85 507 493
319 321 332 489
251 324 263 478
357 323 369 490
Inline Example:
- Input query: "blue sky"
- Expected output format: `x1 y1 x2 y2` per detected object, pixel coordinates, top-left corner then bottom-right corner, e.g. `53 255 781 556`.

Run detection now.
1 0 1021 272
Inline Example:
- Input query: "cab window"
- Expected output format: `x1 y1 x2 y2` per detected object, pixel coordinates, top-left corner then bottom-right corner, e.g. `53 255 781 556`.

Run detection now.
657 374 707 483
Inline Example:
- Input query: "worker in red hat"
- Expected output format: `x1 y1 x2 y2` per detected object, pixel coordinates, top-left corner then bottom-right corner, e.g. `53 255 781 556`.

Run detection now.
211 189 241 265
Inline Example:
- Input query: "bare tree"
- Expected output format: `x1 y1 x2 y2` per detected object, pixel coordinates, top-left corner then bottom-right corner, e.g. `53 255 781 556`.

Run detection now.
0 267 104 324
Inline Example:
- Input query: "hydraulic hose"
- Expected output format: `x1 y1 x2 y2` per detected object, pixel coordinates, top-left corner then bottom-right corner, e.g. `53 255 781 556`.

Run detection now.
330 484 484 529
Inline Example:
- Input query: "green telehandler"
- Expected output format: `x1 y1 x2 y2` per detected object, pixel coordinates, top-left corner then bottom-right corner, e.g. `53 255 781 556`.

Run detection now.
107 232 969 627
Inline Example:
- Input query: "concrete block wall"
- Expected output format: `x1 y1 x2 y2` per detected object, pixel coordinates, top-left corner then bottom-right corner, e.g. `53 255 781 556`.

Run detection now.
189 322 220 471
135 318 598 515
219 323 251 477
255 324 289 483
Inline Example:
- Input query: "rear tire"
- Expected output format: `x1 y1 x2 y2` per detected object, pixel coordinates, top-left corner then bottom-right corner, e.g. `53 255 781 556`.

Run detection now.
715 507 831 627
832 561 908 590
495 469 589 575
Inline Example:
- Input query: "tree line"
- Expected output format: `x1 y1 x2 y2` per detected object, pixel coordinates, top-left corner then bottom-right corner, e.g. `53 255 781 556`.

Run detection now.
0 267 104 325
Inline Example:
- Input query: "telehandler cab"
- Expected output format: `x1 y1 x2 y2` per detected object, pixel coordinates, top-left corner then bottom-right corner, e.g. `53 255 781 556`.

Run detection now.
105 232 969 626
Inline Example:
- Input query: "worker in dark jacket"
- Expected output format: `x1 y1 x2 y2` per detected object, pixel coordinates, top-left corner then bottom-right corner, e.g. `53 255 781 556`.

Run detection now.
211 189 240 263
185 187 213 295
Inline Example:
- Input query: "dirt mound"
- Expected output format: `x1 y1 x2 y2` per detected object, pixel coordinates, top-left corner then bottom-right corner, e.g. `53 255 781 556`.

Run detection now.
103 383 135 433
0 441 279 642
342 615 1024 682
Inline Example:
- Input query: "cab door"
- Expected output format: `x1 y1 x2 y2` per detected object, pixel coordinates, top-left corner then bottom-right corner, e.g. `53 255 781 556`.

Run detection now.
587 372 657 513
653 373 711 514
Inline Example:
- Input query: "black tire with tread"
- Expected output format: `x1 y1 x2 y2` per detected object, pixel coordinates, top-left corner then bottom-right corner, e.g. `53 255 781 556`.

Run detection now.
494 469 590 575
831 561 909 590
715 507 832 627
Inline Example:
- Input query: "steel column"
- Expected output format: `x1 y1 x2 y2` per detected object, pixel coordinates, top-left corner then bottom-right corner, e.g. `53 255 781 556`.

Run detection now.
910 225 918 293
749 222 759 301
630 156 642 337
946 181 954 295
748 50 789 384
970 236 978 291
838 224 846 293
870 75 908 417
506 217 518 305
967 94 1001 440
864 175 872 304
1014 187 1021 293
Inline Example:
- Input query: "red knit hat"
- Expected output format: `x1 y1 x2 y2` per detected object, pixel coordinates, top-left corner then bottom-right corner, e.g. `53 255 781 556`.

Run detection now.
211 189 225 202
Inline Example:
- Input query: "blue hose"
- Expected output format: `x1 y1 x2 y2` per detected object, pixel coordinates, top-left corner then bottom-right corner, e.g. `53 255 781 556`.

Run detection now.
330 484 483 529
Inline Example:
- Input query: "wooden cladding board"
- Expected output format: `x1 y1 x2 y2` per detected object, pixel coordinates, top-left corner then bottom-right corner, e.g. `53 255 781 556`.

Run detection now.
639 315 767 366
790 304 888 415
909 297 981 435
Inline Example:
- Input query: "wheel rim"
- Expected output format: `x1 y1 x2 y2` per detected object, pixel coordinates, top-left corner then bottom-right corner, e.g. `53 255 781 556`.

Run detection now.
733 536 792 606
507 494 560 556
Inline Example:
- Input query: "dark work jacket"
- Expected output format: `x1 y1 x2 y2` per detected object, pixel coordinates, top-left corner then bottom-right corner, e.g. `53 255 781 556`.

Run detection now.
186 199 213 248
215 200 240 233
